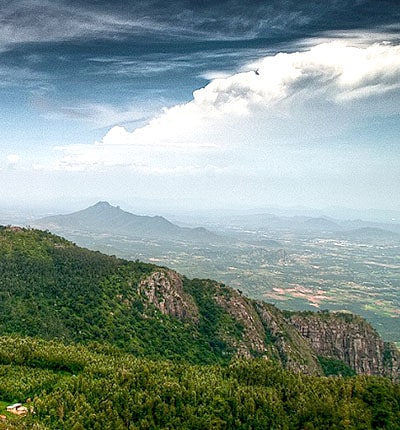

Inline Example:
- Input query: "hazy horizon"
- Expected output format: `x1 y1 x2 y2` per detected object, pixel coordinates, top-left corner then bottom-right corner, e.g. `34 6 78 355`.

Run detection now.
2 199 400 227
1 1 399 212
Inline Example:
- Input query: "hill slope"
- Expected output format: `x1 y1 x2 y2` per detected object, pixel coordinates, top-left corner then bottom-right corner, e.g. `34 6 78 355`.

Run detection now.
0 225 398 381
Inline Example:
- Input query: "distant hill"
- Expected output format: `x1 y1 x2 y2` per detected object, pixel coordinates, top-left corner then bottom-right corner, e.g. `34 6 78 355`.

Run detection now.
302 217 342 231
34 201 216 242
226 213 343 233
339 219 400 235
340 227 400 241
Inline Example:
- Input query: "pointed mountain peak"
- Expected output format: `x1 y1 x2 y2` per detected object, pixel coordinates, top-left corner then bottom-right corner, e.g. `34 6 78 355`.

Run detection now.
89 201 122 212
93 201 113 208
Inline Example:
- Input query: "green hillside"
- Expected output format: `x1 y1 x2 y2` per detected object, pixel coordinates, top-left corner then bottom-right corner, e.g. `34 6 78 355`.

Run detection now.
0 226 233 364
0 225 399 377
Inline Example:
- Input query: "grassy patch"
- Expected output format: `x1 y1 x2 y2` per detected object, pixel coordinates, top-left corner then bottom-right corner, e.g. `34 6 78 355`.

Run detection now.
0 400 8 413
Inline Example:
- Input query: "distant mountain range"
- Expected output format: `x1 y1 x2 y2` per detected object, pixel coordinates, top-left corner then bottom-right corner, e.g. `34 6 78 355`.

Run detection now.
221 212 400 239
34 201 217 243
219 206 400 224
33 202 400 246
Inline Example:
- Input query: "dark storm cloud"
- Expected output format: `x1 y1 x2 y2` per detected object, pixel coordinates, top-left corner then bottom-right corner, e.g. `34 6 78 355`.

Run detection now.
0 0 162 48
68 0 400 41
2 0 398 88
1 0 399 50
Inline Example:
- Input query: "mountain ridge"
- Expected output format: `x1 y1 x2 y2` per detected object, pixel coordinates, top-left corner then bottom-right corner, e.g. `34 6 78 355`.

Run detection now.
0 225 398 381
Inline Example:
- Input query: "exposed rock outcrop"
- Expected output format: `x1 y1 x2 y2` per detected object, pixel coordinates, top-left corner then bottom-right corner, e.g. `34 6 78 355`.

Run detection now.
289 312 400 382
139 271 199 323
255 302 322 375
383 342 400 382
213 290 322 374
213 288 268 358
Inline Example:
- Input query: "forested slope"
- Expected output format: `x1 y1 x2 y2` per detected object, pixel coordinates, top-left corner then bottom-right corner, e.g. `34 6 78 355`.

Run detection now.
0 336 399 429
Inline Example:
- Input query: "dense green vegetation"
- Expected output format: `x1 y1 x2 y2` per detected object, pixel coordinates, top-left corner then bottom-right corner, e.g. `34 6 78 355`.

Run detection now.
0 336 399 429
0 227 242 364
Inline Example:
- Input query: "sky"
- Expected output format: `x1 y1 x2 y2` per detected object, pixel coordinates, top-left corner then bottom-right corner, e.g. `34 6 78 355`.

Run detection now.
1 0 400 214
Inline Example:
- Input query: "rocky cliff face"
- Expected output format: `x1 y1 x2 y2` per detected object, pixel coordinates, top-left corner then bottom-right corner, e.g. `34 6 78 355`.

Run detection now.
255 302 322 375
139 270 199 323
213 287 268 358
289 312 400 382
214 288 321 374
139 269 399 381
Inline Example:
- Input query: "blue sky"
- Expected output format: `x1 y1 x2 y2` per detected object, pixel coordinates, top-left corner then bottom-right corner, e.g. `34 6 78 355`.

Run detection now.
1 0 400 212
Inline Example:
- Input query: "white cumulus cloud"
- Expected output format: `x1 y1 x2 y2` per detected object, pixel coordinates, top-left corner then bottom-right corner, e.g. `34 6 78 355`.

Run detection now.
52 41 400 173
